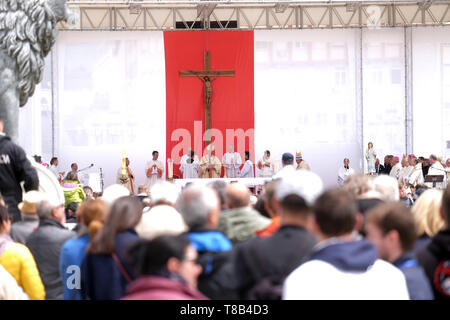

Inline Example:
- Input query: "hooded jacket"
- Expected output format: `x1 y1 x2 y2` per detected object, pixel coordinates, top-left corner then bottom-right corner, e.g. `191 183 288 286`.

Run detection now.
417 229 450 300
61 180 86 207
0 234 45 300
283 239 410 300
187 230 236 299
0 133 39 222
218 206 271 244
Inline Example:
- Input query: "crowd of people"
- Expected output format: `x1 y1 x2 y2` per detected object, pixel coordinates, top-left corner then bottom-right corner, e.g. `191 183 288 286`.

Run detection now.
1 163 449 300
1 115 449 300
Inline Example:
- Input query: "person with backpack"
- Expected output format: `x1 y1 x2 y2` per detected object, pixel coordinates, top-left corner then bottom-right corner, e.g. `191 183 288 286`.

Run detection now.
417 184 450 300
233 170 323 299
365 202 434 300
176 185 236 299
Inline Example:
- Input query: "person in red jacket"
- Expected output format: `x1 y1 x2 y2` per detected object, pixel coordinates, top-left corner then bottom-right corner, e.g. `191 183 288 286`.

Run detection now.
122 235 207 300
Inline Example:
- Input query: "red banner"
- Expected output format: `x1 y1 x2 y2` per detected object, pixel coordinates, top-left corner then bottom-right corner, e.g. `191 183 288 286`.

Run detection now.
164 30 254 178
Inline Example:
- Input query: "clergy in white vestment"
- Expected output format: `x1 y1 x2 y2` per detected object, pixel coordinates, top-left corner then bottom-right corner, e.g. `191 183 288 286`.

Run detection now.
222 144 242 178
295 152 310 171
116 157 135 194
338 158 355 185
257 150 275 178
401 155 416 184
389 156 402 180
426 154 445 188
146 151 164 189
397 157 409 183
408 157 424 187
240 151 254 178
200 144 222 178
180 150 200 179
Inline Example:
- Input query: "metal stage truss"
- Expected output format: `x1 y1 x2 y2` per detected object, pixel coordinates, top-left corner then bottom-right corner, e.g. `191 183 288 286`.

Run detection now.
61 1 450 31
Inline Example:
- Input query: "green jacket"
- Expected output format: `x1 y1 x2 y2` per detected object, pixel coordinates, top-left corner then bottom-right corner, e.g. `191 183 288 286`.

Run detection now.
218 207 271 244
61 180 86 207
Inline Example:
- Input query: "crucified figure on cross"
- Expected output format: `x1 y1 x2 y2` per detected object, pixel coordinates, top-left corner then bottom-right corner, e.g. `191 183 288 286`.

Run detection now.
179 51 235 146
198 75 217 113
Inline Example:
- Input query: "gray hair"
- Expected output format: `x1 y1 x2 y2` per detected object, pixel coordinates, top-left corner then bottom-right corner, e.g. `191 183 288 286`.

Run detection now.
150 181 179 206
36 199 56 220
374 175 400 201
176 185 219 230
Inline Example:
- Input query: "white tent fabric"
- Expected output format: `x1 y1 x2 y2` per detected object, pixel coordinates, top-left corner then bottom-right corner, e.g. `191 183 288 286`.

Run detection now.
18 27 450 189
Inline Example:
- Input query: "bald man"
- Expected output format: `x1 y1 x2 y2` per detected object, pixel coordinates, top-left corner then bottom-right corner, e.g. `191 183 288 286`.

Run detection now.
218 183 271 244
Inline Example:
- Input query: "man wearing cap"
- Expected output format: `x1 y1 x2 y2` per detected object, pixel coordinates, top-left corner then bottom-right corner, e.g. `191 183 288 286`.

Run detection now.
273 153 296 180
10 191 42 244
389 156 402 180
233 170 322 299
295 152 310 171
0 116 39 222
200 144 221 178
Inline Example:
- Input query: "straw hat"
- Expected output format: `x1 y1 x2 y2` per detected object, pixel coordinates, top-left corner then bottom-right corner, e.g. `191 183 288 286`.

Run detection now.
18 191 43 214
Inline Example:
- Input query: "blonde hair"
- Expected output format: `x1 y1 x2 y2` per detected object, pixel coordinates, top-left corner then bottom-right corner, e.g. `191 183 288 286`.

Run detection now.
411 189 445 237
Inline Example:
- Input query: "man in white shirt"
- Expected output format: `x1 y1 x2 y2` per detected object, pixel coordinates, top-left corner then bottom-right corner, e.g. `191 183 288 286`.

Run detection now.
337 158 355 186
222 144 242 178
49 157 64 181
257 150 275 178
240 151 254 178
283 189 410 300
180 150 200 179
146 151 164 189
273 153 296 180
389 156 402 180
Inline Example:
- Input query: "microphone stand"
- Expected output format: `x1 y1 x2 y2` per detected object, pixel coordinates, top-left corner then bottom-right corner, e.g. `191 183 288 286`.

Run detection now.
100 167 104 193
77 164 94 173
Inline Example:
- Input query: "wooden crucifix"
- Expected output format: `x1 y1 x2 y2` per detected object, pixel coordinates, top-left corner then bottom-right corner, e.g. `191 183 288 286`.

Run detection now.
179 51 235 145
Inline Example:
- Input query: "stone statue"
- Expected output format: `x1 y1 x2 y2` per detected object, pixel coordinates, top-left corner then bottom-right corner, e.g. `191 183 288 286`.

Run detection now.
0 0 70 142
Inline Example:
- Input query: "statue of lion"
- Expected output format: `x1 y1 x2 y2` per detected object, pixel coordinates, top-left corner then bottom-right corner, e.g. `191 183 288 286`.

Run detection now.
0 0 69 142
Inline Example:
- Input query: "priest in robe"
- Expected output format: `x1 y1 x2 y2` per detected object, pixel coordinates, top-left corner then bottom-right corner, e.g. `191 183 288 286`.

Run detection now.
146 150 164 189
200 144 222 178
337 158 355 186
240 151 254 178
257 150 275 178
222 144 242 178
117 157 135 194
180 150 201 179
426 154 445 188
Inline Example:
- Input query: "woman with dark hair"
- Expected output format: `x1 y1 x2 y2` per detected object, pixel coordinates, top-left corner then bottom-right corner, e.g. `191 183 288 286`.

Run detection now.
81 196 144 300
122 235 206 300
